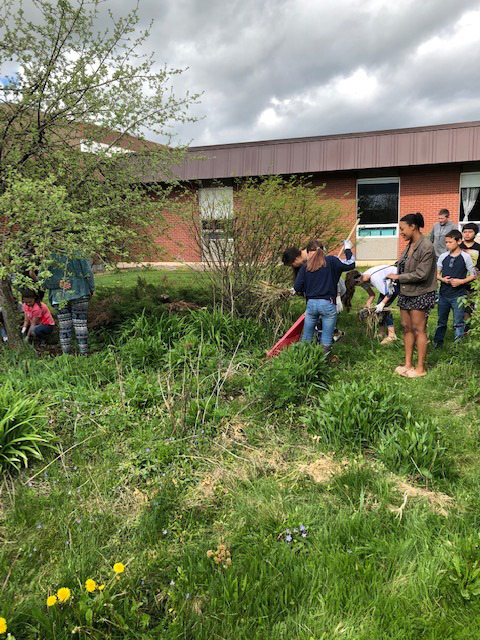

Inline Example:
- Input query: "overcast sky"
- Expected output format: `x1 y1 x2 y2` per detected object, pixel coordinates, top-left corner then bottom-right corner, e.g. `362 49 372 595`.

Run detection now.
133 0 480 147
5 0 480 147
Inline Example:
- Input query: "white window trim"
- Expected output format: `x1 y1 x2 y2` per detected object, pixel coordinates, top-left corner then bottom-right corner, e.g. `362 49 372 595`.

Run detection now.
459 172 480 228
356 177 400 237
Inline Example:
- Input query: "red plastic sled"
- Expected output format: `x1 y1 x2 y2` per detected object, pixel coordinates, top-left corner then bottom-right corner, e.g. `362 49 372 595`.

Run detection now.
266 313 305 358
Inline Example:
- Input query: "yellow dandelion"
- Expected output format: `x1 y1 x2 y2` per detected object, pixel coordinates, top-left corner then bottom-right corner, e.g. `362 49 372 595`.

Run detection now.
0 617 6 634
46 595 57 607
57 587 71 602
85 579 96 593
113 562 125 574
97 584 105 591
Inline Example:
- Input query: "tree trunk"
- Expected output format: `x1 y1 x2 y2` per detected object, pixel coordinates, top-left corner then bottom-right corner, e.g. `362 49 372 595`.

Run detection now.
0 278 22 348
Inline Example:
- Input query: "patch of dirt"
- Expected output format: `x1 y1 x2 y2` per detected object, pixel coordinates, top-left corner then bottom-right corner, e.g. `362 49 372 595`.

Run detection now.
301 455 348 484
184 467 234 509
391 480 453 517
88 294 123 328
219 418 248 445
166 300 203 313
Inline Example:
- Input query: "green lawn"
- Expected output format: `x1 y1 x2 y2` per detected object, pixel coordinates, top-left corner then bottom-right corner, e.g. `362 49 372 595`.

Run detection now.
1 270 480 639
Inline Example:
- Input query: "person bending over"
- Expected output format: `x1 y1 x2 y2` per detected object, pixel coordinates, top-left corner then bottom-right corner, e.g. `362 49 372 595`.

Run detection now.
293 239 355 354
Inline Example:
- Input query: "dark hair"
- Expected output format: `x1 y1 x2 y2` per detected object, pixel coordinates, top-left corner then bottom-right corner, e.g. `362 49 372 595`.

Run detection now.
344 270 363 312
463 222 479 235
282 247 301 266
438 208 450 218
400 212 424 229
21 289 41 303
446 229 462 242
305 239 326 272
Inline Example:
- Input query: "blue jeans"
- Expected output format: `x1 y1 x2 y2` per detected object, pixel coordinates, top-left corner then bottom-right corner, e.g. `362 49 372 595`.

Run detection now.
377 293 394 327
302 299 337 346
31 324 54 338
434 295 465 345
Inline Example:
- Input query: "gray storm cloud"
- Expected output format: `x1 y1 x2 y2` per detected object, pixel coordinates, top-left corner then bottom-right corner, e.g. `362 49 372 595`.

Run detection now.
5 0 480 145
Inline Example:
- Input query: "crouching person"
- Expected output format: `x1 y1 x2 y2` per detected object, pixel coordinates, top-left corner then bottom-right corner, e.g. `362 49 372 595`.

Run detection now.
21 290 55 343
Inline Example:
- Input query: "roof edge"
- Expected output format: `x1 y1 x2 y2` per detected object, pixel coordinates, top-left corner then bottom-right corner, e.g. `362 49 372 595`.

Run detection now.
187 120 480 152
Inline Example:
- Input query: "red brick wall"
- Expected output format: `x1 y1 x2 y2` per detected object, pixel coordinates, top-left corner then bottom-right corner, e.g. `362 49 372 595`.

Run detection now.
141 166 463 262
398 166 461 252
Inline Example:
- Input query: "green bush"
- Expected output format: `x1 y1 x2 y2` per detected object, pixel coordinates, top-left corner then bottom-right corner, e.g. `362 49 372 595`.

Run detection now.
302 379 406 448
254 342 331 409
445 534 480 600
188 309 269 353
376 415 450 480
0 384 54 472
117 312 186 369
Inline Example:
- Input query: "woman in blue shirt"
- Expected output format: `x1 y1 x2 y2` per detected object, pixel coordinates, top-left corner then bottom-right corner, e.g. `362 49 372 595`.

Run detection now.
294 239 355 352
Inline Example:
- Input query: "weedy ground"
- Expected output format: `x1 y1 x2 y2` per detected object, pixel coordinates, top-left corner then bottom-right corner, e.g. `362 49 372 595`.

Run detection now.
1 268 480 639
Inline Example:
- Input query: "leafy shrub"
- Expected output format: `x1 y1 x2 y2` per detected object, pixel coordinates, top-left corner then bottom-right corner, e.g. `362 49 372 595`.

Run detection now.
117 312 185 369
254 342 331 409
0 384 54 472
188 309 269 353
445 534 480 600
376 415 449 480
302 379 406 448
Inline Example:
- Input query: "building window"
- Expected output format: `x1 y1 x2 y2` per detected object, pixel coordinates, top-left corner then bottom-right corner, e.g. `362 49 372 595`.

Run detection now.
198 187 234 260
357 178 399 237
460 172 480 228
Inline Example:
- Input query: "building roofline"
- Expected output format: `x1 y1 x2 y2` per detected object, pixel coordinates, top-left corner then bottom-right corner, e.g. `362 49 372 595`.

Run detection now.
187 120 480 152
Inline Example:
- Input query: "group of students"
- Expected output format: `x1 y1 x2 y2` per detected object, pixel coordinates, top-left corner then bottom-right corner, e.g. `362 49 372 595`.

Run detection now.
282 209 479 378
1 254 95 356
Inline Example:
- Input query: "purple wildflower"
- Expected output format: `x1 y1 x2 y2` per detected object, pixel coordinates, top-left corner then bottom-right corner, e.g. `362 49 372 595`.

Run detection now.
286 534 292 542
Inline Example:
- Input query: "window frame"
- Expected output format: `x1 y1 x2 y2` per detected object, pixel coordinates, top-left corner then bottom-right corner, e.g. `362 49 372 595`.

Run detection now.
459 172 480 230
356 177 400 238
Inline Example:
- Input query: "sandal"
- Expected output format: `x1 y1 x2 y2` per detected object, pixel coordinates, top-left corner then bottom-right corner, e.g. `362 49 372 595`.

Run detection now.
394 365 412 375
380 336 398 344
403 369 427 378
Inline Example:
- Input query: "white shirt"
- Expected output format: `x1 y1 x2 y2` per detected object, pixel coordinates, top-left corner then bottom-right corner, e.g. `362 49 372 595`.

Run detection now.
363 265 398 296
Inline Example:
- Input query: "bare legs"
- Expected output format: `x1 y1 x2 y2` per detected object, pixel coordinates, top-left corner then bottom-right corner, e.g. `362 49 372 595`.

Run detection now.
399 309 428 375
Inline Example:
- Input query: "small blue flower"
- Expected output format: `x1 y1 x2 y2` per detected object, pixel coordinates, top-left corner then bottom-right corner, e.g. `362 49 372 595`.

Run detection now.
153 501 158 506
145 448 151 453
76 518 82 524
73 466 77 471
293 528 298 533
162 529 168 535
36 524 42 529
90 410 95 415
141 580 145 585
170 580 175 586
33 547 37 552
286 528 291 535
28 482 33 487
286 534 292 542
185 592 190 599
301 532 307 538
299 525 306 532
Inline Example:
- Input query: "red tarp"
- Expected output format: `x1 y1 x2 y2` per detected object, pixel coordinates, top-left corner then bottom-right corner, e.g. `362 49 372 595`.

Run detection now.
266 314 305 358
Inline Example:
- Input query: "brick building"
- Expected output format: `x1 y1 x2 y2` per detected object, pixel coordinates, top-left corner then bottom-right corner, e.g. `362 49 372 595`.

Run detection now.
143 120 480 265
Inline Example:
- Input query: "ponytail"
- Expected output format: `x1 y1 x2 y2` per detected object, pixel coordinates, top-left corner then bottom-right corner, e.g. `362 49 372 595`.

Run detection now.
344 270 362 312
400 212 424 229
305 239 326 272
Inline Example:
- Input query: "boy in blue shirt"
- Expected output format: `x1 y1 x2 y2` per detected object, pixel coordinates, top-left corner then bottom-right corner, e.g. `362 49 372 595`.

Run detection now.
433 230 476 347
